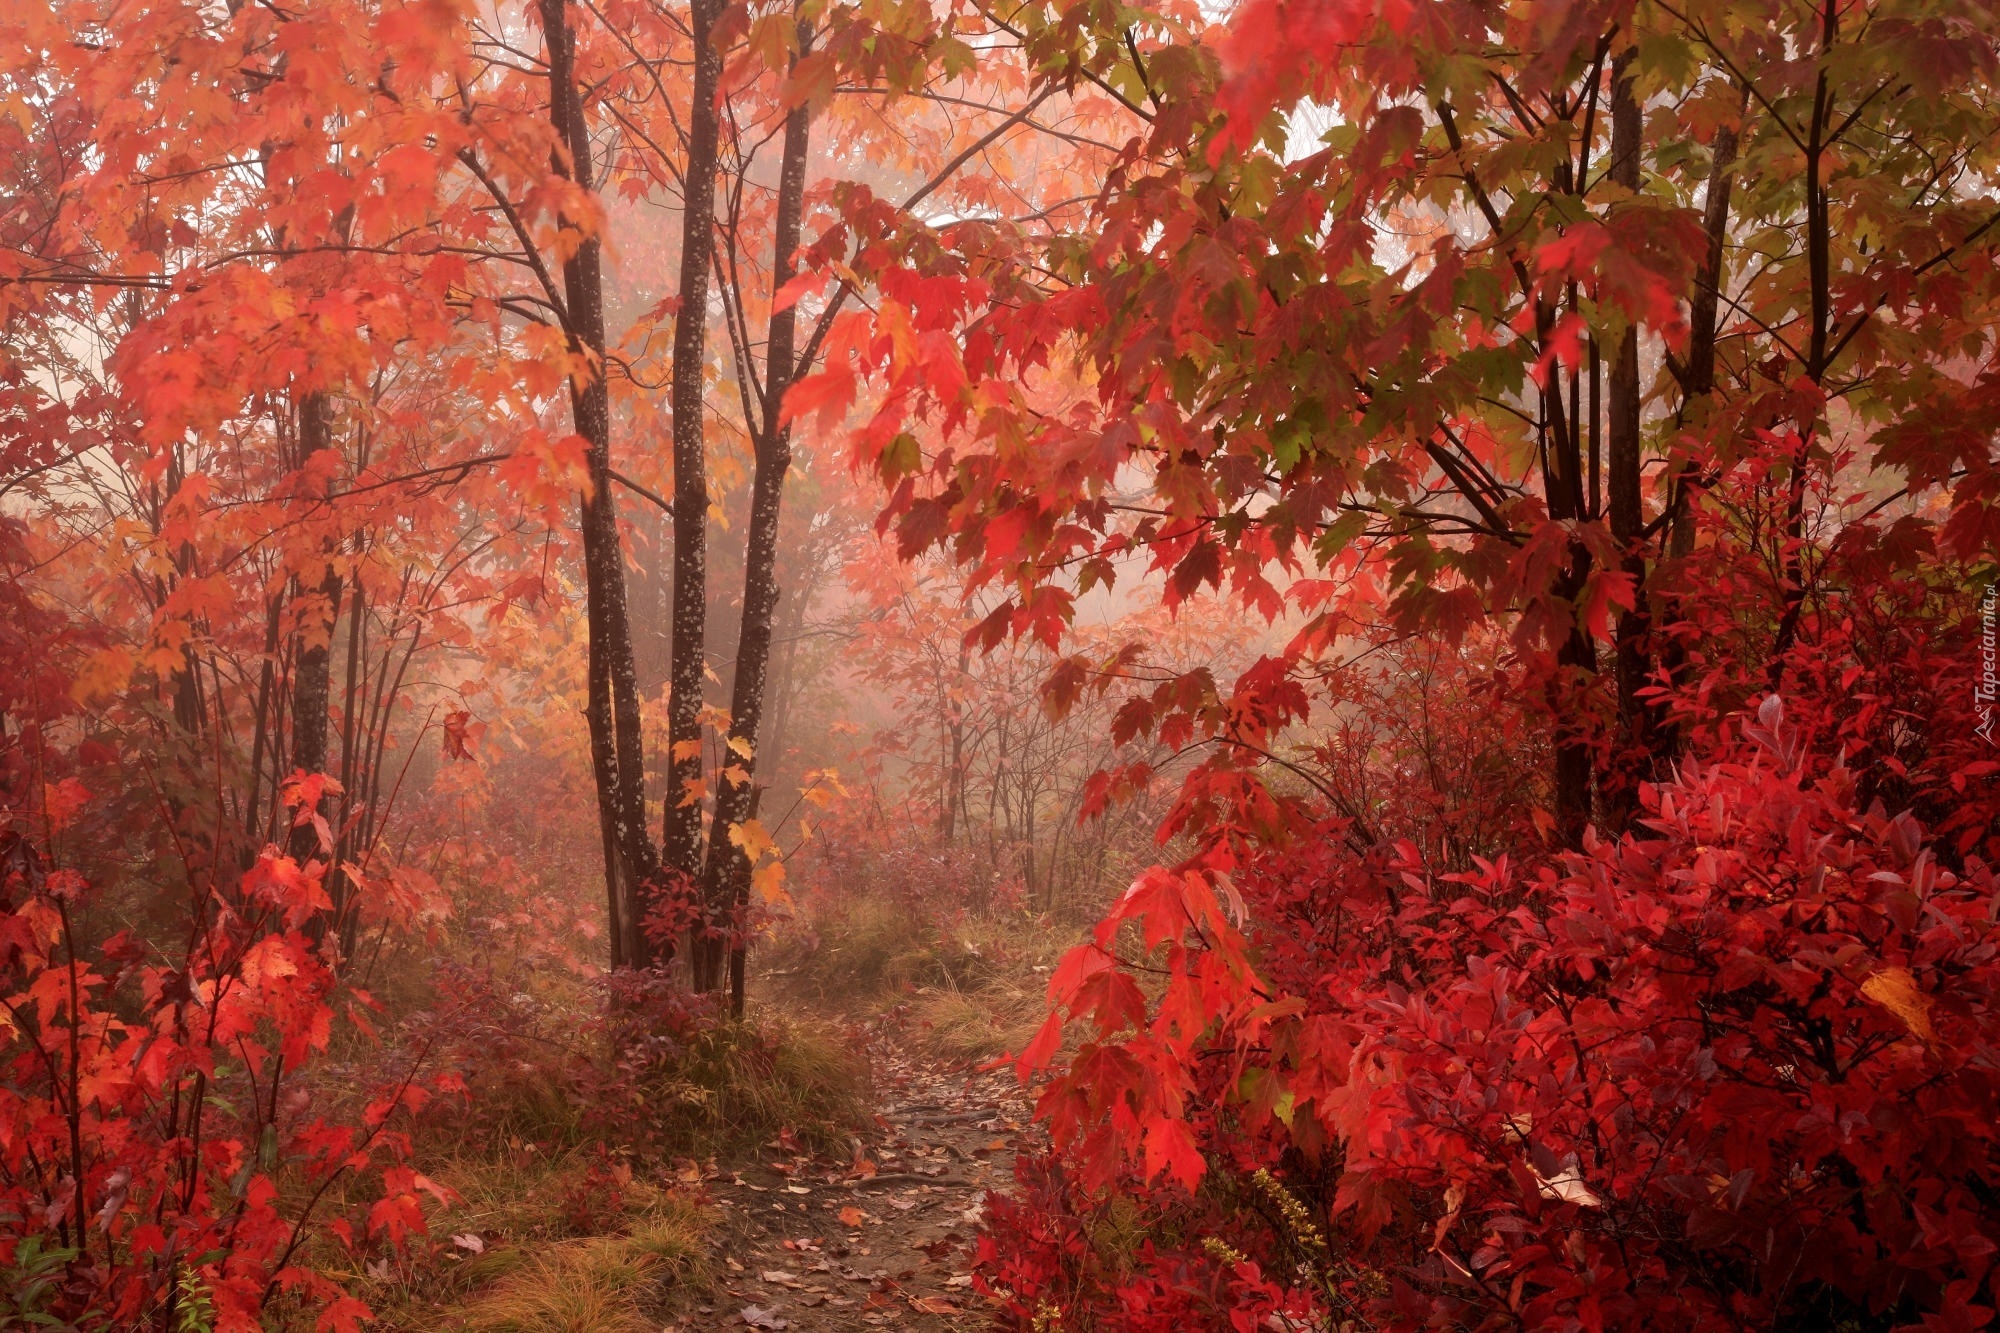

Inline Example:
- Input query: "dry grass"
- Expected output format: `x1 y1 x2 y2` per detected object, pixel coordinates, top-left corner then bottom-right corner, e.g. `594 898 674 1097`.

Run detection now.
629 1013 872 1157
769 894 1077 1064
449 1203 709 1333
907 978 1050 1064
298 1008 866 1330
350 1172 712 1332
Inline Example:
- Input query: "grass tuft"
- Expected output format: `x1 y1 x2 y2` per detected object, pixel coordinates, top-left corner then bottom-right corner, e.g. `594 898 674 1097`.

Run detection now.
769 894 1077 1065
909 980 1049 1064
640 1014 872 1156
444 1197 710 1333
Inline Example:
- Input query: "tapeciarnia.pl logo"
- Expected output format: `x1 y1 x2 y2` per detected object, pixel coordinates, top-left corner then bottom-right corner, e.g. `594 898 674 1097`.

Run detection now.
1979 581 1997 747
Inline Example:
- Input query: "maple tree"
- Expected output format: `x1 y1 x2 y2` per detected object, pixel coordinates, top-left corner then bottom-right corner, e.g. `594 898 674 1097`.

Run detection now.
819 0 1999 840
800 0 2000 1326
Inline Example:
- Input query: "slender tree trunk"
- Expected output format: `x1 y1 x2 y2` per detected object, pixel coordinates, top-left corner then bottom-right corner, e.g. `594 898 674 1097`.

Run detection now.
1654 104 1744 760
1541 322 1596 846
544 0 657 969
1604 50 1654 830
289 579 342 868
329 572 364 936
1769 19 1837 687
666 0 726 975
162 449 208 742
242 593 282 847
759 579 807 801
705 36 813 1008
289 393 342 870
1668 115 1742 553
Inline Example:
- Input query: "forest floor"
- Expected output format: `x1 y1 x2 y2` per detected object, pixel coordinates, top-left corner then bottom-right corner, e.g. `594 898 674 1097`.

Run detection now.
671 1014 1035 1331
366 908 1063 1331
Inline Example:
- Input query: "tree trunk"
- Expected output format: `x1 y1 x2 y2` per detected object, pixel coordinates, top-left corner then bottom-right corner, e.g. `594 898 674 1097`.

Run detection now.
242 593 282 847
704 32 813 1008
1540 314 1596 846
544 0 657 969
666 0 725 976
759 577 807 804
1770 23 1839 686
328 571 365 938
1604 49 1654 830
288 392 342 870
1656 102 1744 759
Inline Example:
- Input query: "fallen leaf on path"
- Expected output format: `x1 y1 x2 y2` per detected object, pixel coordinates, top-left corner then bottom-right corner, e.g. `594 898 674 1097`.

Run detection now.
741 1305 789 1329
839 1205 866 1227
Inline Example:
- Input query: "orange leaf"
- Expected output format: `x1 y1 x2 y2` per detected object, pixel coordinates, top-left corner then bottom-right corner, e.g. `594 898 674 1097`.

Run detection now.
1859 967 1934 1044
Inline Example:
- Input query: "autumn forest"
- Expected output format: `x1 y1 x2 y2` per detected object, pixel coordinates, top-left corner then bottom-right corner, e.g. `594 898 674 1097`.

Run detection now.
3 0 1998 1327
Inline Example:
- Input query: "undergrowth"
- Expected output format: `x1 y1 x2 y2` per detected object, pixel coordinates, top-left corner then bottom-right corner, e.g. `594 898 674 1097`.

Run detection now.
276 960 870 1331
766 892 1074 1065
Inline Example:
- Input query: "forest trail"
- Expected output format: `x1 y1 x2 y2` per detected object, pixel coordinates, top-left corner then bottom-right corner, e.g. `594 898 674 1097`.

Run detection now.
677 1019 1034 1331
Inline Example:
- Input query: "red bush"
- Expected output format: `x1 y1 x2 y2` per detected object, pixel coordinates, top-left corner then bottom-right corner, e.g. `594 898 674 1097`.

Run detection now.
996 696 2000 1330
0 780 453 1331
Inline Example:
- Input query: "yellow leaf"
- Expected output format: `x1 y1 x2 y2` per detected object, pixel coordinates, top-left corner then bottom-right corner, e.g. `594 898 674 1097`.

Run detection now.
727 735 755 761
751 859 789 905
1860 967 1933 1043
728 818 776 862
71 646 136 704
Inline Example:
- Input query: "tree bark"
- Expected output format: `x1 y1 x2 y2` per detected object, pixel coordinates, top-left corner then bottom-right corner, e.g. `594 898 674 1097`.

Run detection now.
544 0 657 969
664 0 725 973
1654 102 1744 762
242 592 282 846
1540 311 1596 846
1604 49 1654 830
702 23 813 1006
288 392 342 870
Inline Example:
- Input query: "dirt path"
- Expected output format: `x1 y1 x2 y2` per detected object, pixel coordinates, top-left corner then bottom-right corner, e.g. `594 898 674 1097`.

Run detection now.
672 1020 1033 1331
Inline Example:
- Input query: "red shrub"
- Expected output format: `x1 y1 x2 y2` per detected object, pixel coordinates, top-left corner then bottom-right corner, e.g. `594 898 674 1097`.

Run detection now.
0 781 452 1332
997 697 2000 1330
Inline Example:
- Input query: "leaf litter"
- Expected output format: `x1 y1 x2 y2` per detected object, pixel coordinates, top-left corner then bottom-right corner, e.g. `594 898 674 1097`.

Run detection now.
682 1015 1033 1330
